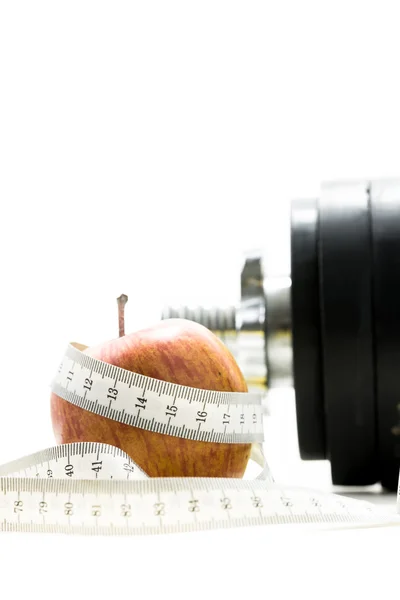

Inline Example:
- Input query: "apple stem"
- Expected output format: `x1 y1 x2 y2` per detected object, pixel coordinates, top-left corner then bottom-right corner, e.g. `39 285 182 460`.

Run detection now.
117 294 128 337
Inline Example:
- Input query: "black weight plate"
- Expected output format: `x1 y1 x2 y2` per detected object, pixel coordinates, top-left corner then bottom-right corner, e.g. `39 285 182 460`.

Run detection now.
370 180 400 491
319 181 379 486
291 198 326 459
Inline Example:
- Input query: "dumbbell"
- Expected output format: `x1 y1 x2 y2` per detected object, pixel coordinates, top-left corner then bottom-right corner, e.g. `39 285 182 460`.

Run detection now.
162 179 400 492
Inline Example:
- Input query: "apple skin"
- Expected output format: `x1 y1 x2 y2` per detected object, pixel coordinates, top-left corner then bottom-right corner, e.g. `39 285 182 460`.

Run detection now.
50 319 252 477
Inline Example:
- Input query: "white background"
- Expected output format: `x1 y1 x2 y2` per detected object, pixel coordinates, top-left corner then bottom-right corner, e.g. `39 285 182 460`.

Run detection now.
0 2 399 598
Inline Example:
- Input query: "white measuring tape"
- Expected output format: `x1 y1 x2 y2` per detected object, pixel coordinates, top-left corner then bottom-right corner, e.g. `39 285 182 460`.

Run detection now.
52 342 265 444
0 342 399 535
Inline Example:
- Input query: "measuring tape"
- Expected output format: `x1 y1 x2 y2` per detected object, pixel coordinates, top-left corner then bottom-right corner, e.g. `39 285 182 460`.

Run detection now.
52 342 265 444
0 342 399 536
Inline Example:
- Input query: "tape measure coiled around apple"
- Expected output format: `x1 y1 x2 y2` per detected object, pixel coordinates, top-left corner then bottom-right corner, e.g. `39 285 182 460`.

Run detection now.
52 342 265 444
0 342 399 536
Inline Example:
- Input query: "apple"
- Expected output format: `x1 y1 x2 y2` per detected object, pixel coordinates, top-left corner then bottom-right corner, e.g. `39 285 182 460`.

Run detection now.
50 295 251 477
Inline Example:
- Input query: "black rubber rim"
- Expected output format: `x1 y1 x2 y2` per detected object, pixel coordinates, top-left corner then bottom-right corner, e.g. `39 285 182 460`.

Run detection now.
370 180 400 491
291 198 326 460
318 181 379 486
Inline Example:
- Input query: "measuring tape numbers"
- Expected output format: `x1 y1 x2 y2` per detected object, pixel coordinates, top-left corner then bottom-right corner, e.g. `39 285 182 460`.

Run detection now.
0 342 399 536
52 342 265 444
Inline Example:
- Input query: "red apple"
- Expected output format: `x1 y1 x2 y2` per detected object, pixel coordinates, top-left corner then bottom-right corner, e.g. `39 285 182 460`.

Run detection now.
50 297 251 477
